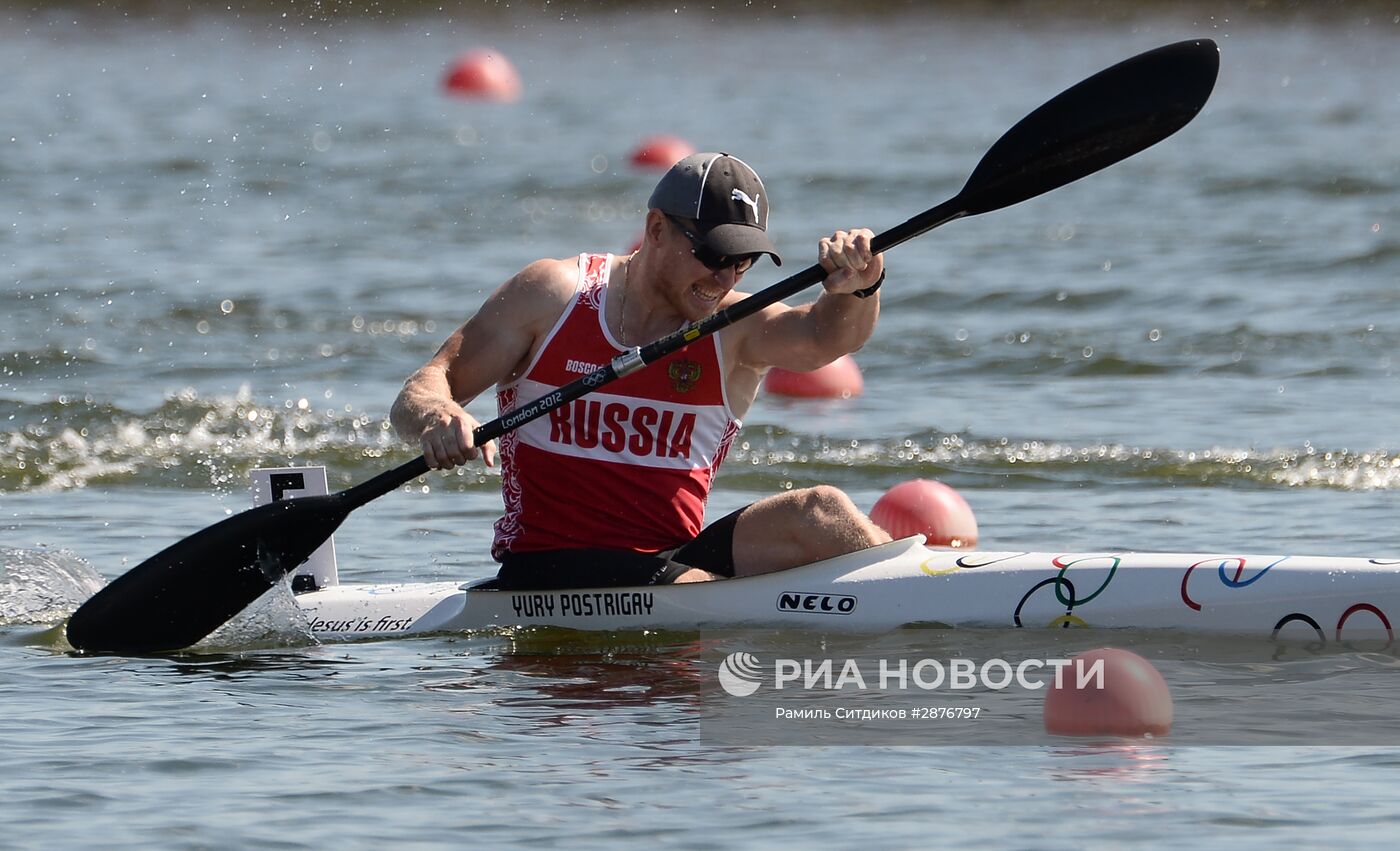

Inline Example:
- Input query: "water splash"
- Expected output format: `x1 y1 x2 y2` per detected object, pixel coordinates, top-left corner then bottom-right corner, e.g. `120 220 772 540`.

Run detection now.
6 393 1400 495
727 431 1400 492
1 388 410 493
0 547 107 626
197 582 319 652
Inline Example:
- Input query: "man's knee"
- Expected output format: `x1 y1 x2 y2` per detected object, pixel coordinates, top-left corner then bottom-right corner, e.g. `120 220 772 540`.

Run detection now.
730 486 886 577
793 485 891 548
794 485 862 521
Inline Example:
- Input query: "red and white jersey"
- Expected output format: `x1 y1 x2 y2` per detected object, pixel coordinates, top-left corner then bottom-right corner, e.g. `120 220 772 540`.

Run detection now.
492 253 740 558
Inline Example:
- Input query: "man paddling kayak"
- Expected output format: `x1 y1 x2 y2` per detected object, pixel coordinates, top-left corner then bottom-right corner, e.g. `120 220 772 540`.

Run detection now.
392 152 890 589
64 42 1219 654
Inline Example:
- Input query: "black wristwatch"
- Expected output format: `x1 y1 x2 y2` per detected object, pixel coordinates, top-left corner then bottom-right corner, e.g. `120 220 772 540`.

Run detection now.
852 268 885 299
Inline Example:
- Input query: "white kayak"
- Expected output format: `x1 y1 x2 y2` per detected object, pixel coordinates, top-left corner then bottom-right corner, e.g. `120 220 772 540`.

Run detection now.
292 536 1400 643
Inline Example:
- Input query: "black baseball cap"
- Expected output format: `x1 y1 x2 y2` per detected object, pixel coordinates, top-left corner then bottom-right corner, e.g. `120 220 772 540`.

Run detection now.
646 152 782 266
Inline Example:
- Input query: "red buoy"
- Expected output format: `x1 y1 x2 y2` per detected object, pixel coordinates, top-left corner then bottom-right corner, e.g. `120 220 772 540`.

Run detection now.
443 49 522 102
869 479 978 548
763 355 863 399
629 134 695 170
1044 648 1173 738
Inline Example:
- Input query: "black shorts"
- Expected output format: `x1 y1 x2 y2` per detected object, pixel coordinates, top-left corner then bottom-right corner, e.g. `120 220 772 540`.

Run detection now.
493 507 743 591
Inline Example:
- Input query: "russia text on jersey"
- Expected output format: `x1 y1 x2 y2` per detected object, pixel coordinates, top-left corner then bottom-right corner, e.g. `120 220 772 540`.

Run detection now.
512 385 730 470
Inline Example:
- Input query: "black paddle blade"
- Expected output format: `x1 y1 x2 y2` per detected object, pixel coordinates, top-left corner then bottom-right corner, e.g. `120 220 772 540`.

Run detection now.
958 38 1219 216
66 495 351 653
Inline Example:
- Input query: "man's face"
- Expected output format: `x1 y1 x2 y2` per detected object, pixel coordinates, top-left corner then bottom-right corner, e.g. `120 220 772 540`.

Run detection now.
660 217 757 320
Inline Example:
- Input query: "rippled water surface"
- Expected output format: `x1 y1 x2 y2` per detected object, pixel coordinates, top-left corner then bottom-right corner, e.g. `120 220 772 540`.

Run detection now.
6 4 1400 847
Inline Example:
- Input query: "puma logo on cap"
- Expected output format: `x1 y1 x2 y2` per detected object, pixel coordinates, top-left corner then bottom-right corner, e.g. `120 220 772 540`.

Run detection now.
731 188 761 221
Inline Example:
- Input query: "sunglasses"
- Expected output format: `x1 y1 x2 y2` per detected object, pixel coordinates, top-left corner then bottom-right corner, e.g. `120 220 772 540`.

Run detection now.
667 216 760 274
